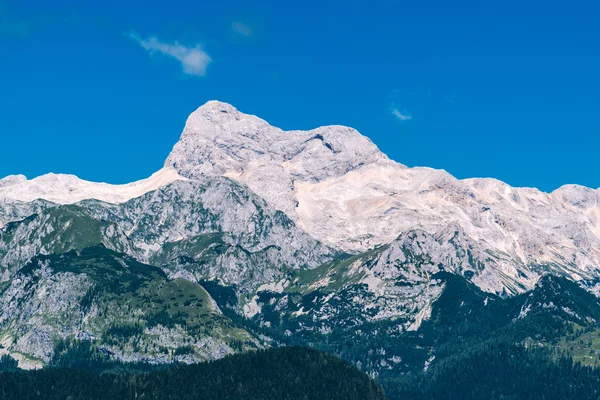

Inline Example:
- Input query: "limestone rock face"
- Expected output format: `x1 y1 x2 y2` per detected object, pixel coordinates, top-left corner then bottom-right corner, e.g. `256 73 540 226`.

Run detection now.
2 100 600 369
164 101 600 294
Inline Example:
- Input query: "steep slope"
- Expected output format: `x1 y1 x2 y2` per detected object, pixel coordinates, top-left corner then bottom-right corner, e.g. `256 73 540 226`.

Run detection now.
0 245 261 369
163 101 600 294
0 205 135 273
2 101 599 295
83 178 334 293
1 100 600 385
384 342 600 400
0 178 334 295
236 267 600 377
382 276 600 400
0 199 52 229
164 100 391 222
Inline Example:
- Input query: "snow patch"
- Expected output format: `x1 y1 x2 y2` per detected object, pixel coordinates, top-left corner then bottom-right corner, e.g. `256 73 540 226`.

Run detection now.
0 167 185 205
407 302 433 331
243 296 261 318
257 279 288 294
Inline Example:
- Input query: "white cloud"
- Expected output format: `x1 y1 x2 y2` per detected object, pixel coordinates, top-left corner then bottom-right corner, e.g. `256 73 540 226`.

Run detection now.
128 32 212 77
231 21 253 37
390 106 412 121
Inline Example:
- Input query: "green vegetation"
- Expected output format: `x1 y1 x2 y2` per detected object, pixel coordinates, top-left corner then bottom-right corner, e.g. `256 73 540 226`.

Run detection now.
288 247 381 293
0 347 386 400
384 342 600 400
150 233 227 268
5 240 600 399
0 355 18 371
555 325 600 367
210 270 600 399
9 245 260 362
373 274 600 399
0 206 128 268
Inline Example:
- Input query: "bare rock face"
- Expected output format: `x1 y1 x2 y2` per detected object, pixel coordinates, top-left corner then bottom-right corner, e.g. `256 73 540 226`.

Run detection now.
2 100 600 296
163 101 600 294
0 199 51 228
1 178 334 293
83 178 334 292
1 100 600 368
164 101 391 221
0 248 262 368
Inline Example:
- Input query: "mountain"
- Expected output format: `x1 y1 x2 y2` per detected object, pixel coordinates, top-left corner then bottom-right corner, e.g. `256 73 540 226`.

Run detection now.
0 178 333 293
379 275 600 399
243 267 600 377
0 245 261 369
1 100 600 380
162 101 600 295
0 199 51 230
4 101 598 295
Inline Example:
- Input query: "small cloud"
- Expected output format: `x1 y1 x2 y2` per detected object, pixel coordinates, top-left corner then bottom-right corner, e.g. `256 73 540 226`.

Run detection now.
231 21 253 37
127 31 212 77
390 105 412 121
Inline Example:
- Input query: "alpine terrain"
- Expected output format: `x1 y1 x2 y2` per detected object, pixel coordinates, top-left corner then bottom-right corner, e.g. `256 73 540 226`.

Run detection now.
2 101 600 398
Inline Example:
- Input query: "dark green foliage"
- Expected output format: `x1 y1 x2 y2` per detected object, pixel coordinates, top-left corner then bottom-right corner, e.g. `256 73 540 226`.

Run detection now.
7 242 600 399
18 244 167 293
103 324 144 345
200 279 239 310
173 345 195 355
247 271 600 377
0 355 18 371
198 270 600 399
0 347 386 400
384 342 600 400
146 309 173 328
378 274 600 399
51 339 114 372
50 338 163 373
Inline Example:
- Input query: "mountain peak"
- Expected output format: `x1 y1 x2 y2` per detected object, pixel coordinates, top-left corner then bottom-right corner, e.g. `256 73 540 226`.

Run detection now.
183 100 270 133
0 175 28 188
188 100 241 121
552 184 599 209
165 101 389 219
3 101 600 299
198 99 237 110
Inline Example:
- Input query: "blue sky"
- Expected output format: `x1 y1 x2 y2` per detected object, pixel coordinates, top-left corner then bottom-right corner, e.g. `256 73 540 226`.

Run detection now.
1 0 599 192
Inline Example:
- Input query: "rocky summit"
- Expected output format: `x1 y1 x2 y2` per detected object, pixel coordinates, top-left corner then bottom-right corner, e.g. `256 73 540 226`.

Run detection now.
1 101 600 373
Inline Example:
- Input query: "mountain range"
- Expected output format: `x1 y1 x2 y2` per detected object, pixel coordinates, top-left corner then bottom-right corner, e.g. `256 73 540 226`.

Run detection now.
1 101 600 378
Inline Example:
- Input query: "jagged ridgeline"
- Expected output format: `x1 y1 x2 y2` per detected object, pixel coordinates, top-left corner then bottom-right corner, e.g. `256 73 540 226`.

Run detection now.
1 101 600 399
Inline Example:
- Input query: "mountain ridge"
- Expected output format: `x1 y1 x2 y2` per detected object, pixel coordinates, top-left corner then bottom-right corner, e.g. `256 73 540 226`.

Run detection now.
2 100 600 378
1 101 597 201
1 100 600 296
0 168 184 208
